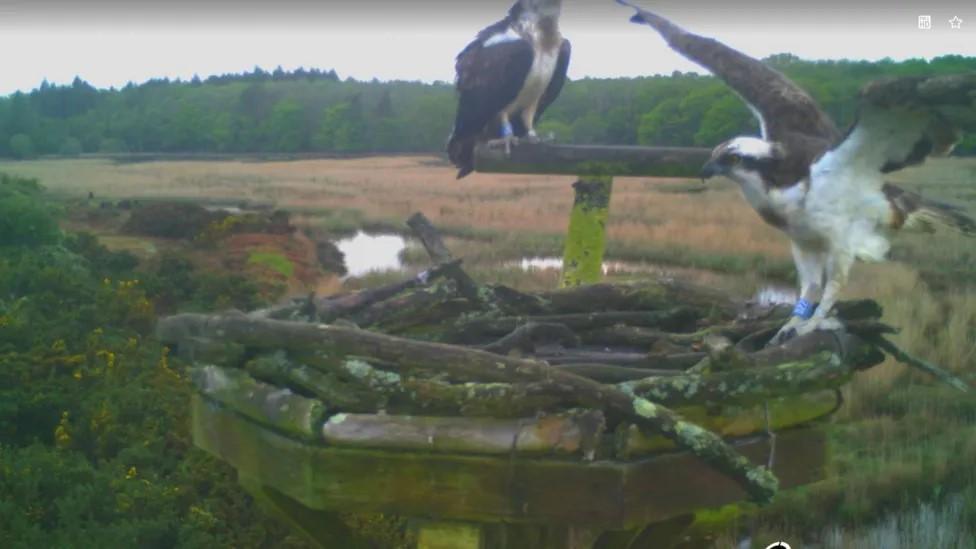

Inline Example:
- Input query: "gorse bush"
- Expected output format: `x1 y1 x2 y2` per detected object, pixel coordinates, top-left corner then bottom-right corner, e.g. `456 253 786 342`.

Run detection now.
0 174 302 547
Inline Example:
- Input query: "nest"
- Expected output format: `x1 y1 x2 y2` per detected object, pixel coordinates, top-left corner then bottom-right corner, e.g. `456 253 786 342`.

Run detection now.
158 214 967 504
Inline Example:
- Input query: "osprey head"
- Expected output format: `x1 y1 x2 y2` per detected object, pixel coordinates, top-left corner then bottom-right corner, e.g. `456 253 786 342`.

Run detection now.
519 0 562 18
700 136 782 186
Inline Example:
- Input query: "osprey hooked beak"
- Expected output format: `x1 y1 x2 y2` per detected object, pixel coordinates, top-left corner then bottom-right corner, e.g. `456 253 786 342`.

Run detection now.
699 160 722 183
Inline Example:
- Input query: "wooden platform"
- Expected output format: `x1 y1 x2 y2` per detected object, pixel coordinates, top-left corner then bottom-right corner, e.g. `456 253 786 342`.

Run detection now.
193 395 827 548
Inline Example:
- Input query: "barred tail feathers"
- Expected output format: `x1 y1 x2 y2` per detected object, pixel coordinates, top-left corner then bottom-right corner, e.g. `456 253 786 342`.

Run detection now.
909 201 976 236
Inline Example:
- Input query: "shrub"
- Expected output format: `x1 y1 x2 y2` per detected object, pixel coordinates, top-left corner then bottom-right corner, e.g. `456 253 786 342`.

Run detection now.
0 174 61 247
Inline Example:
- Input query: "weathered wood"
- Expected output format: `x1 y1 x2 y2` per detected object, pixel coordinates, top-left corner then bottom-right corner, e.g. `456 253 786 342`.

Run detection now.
349 281 470 332
190 365 327 440
537 349 703 370
473 142 712 177
454 308 701 341
408 212 454 263
193 397 823 528
561 176 613 288
163 313 778 501
537 280 738 317
869 335 971 392
578 325 665 349
320 411 605 458
479 322 580 355
238 475 373 549
407 212 483 304
245 352 381 413
618 351 853 408
553 364 680 383
417 522 484 549
315 259 461 322
283 352 576 418
615 390 840 457
254 259 463 322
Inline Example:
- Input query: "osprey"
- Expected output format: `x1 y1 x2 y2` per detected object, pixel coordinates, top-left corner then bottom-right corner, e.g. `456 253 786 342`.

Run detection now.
618 0 976 344
447 0 572 179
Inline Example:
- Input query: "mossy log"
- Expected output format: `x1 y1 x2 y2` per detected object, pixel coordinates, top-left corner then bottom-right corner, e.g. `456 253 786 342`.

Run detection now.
255 259 464 322
615 390 840 458
245 352 382 413
537 349 704 370
578 325 666 349
160 313 778 502
321 411 605 458
553 364 681 383
619 352 850 409
348 281 471 332
620 332 884 407
191 365 327 440
479 322 581 355
452 307 702 343
287 353 576 418
536 280 738 316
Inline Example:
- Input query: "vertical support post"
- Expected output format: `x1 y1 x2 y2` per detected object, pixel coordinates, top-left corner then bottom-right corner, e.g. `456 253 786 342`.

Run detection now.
560 175 613 288
417 521 484 549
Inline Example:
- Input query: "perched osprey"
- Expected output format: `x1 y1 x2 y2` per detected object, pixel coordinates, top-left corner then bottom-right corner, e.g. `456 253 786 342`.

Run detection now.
447 0 572 179
618 0 976 344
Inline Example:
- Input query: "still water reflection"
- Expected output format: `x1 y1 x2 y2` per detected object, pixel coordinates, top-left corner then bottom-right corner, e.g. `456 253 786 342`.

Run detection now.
335 232 407 277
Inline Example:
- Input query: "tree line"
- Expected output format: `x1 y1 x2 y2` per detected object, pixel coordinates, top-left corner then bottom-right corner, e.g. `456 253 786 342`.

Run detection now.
1 55 975 159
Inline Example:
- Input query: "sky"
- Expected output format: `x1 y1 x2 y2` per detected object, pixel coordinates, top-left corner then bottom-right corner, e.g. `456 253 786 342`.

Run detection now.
0 0 974 95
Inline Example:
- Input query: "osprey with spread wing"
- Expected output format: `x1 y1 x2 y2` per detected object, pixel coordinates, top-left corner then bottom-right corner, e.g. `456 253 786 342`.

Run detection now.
618 0 976 344
447 0 571 179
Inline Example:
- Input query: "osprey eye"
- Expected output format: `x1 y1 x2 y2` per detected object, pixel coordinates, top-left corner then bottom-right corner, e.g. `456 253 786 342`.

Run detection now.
727 154 741 165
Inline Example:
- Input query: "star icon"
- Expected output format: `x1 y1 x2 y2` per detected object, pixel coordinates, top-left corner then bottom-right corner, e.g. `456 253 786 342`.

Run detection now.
949 16 963 29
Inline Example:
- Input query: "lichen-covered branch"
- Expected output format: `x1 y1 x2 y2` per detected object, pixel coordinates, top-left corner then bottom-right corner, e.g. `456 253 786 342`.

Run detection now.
619 351 853 408
452 307 702 342
869 335 971 392
191 365 327 440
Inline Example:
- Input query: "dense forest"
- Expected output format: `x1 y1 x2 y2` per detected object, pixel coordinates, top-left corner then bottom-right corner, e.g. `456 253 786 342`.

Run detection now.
1 55 976 159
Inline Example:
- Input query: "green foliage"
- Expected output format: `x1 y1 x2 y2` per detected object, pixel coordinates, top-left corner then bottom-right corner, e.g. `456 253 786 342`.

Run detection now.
58 137 83 156
5 57 972 158
0 184 297 547
8 134 35 159
247 252 295 278
0 174 61 247
142 253 266 314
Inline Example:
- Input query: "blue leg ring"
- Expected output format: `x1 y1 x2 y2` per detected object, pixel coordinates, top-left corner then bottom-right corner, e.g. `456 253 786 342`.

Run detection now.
792 298 817 320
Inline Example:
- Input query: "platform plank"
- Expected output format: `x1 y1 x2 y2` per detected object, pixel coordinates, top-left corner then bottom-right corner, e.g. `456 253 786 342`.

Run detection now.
193 396 825 529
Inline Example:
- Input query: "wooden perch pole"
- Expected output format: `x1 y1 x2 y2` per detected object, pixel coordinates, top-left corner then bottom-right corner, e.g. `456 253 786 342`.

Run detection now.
475 143 710 290
561 176 613 288
473 142 712 177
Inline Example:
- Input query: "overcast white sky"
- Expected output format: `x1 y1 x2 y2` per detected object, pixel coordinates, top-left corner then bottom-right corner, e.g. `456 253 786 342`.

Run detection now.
0 0 973 95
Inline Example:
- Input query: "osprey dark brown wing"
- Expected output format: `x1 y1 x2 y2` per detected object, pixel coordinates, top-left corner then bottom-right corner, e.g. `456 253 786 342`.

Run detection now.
448 36 534 179
616 0 838 145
